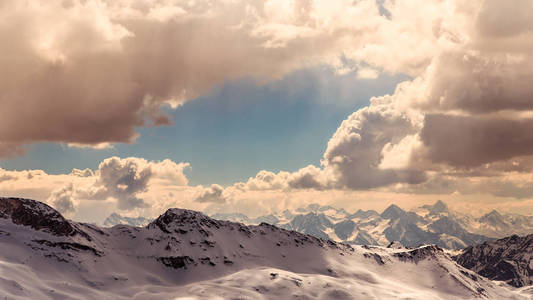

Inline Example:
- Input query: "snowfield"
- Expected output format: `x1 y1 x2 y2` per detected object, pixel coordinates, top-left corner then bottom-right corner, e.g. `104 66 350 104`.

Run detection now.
0 197 528 299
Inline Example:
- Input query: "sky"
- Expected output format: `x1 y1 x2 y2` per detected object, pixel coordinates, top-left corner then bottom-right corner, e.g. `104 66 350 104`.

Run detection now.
2 0 533 223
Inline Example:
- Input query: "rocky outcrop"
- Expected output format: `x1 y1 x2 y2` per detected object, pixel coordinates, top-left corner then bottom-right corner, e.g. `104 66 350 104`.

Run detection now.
454 234 533 287
0 197 87 239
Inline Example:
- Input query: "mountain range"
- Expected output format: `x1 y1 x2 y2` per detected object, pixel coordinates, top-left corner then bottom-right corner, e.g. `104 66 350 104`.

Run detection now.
105 200 533 250
0 197 527 299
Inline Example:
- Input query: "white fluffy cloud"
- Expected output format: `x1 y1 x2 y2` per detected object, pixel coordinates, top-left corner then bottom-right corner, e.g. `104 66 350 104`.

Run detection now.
4 0 533 219
48 184 76 215
0 157 191 219
195 184 227 204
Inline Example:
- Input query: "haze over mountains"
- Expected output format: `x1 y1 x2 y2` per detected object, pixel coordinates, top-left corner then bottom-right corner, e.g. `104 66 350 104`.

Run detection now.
105 200 533 250
0 197 527 299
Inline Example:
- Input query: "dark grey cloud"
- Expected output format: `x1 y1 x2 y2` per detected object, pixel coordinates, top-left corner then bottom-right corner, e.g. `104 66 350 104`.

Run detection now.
420 114 533 168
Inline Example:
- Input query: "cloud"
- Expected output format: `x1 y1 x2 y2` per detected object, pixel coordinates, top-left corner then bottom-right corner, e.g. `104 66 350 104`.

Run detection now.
70 168 94 177
1 156 193 220
418 114 533 168
206 0 533 198
0 142 26 158
319 97 426 189
88 157 154 209
6 0 533 219
274 0 533 193
74 157 188 210
48 184 76 215
0 0 410 155
195 184 227 204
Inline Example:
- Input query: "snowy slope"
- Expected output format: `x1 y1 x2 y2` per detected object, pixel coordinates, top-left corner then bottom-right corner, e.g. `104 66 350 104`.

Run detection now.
0 197 527 299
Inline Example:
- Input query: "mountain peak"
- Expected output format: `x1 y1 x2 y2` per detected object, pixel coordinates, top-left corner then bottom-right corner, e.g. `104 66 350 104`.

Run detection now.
148 208 222 234
429 200 449 214
478 209 509 229
381 204 406 219
480 209 503 221
0 197 86 238
487 209 502 217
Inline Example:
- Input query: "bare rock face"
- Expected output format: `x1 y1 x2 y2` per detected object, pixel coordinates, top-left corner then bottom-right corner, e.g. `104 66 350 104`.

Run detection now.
0 197 84 238
394 245 444 263
148 208 226 236
454 234 533 287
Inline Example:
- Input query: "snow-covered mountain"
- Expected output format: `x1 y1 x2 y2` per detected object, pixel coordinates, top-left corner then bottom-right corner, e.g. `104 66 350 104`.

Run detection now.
0 197 525 299
459 210 533 238
455 234 533 288
103 212 152 227
213 201 493 250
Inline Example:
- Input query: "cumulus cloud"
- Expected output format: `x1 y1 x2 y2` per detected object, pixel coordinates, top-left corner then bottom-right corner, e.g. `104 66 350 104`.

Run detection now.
1 156 193 220
88 157 154 209
199 0 533 202
48 184 76 215
195 184 227 204
261 0 533 195
75 157 189 210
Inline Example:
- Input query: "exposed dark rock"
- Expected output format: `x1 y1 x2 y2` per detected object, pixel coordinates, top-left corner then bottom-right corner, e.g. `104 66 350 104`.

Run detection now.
364 252 385 265
0 197 88 239
394 245 443 263
199 257 216 266
32 240 102 256
454 234 533 287
158 256 195 269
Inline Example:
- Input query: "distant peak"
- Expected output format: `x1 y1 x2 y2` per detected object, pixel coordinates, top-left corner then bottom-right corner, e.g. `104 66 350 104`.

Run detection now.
484 209 502 218
385 204 402 210
429 200 448 214
383 204 404 212
381 204 406 219
489 209 501 215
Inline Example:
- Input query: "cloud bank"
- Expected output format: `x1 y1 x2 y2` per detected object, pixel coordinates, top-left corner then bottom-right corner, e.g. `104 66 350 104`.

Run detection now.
0 0 407 154
3 0 533 219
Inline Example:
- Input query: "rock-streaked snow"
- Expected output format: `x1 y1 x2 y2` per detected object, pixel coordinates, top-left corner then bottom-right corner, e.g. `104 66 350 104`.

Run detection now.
0 197 527 299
